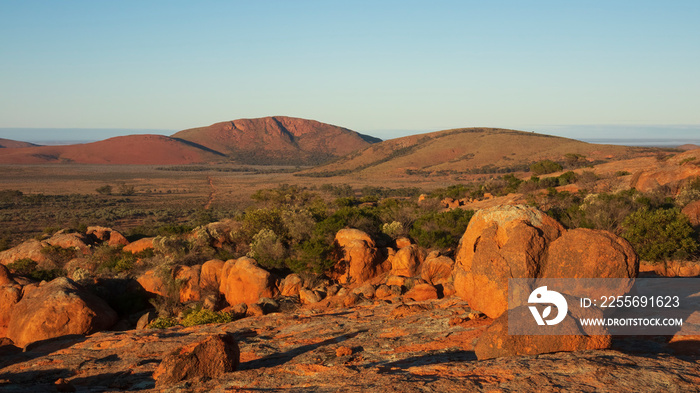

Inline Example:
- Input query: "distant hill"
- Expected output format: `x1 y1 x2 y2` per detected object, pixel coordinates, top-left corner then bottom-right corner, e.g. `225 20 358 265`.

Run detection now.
301 128 650 178
0 138 37 149
0 135 224 165
677 144 700 151
172 116 381 165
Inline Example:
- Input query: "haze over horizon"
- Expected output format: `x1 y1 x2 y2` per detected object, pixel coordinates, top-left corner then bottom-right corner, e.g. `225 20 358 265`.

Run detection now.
1 1 698 144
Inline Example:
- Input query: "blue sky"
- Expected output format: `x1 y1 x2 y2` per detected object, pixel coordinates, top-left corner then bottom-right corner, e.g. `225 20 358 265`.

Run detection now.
1 1 699 142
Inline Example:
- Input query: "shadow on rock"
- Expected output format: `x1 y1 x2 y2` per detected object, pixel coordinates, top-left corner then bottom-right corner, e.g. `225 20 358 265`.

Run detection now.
239 330 368 370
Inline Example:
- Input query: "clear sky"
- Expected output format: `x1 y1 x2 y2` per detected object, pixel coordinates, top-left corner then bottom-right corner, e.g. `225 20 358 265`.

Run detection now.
1 1 699 142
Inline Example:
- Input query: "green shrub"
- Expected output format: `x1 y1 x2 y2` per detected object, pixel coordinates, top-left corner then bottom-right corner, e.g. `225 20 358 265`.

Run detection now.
248 229 287 269
41 244 76 264
558 171 578 186
92 245 137 273
381 221 405 239
181 307 235 327
6 258 64 281
409 209 474 249
530 160 563 175
148 316 178 329
622 208 698 263
564 153 587 168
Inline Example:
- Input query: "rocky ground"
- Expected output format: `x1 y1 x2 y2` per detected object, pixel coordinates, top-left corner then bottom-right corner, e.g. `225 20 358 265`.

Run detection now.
0 297 698 392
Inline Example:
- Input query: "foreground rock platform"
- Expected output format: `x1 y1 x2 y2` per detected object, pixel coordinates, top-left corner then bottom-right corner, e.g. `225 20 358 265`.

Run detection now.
0 298 697 392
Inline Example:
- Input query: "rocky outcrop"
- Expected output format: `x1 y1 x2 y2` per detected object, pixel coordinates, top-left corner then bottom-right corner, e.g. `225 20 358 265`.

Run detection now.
631 150 700 193
453 205 565 318
153 334 240 387
219 257 277 305
333 229 386 285
390 244 425 278
454 205 638 319
0 297 694 392
6 277 117 347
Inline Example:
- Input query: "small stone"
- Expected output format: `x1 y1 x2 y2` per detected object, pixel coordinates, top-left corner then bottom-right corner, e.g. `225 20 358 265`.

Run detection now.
336 346 353 357
54 378 76 392
153 334 240 387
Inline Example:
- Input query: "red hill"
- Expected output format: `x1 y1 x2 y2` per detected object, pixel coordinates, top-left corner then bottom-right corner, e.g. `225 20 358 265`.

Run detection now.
172 116 381 165
0 135 224 165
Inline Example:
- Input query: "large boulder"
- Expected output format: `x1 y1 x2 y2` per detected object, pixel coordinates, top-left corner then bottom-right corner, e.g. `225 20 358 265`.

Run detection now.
153 334 240 387
219 257 277 305
333 229 385 285
86 226 129 247
0 284 22 337
335 228 374 248
45 231 93 254
390 244 425 278
123 237 155 254
0 239 52 268
136 269 170 298
175 265 202 303
454 205 564 318
7 277 117 347
0 264 15 286
682 200 700 227
200 259 225 292
542 228 639 279
279 273 304 297
420 253 454 285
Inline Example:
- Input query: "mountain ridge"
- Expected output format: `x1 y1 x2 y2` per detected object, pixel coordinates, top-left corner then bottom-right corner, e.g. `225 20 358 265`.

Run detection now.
0 117 380 166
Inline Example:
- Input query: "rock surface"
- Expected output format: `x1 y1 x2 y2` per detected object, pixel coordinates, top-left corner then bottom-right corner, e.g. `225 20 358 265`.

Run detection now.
0 297 696 392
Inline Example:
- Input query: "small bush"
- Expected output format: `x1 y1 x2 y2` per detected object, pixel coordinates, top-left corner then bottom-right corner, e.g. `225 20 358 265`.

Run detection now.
622 208 698 263
381 221 405 239
248 229 286 269
409 209 474 249
530 160 563 175
181 307 235 327
148 316 178 329
6 258 64 281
